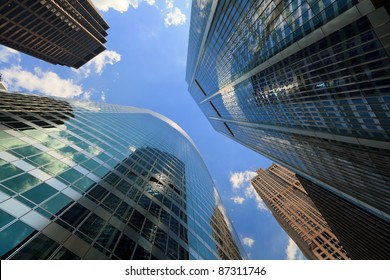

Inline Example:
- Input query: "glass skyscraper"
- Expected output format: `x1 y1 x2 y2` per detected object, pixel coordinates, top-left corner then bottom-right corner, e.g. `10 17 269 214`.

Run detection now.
0 89 244 260
186 0 390 227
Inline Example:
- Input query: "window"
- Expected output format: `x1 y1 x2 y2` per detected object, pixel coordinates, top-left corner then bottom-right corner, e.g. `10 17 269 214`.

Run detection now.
22 183 57 204
11 234 59 259
2 173 41 193
0 221 35 257
114 234 135 259
40 193 73 216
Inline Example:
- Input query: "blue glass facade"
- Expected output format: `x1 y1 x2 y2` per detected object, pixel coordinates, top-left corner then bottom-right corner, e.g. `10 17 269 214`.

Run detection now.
187 0 390 222
0 90 244 260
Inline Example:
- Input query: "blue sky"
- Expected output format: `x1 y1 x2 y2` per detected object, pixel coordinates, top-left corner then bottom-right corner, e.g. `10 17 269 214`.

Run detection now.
0 0 304 260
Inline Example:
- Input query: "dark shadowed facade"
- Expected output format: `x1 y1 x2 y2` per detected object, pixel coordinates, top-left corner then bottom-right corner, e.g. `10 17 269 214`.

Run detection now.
297 174 390 259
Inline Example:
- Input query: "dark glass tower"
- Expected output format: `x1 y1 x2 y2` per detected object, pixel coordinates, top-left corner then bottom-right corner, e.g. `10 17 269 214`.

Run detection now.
0 89 244 260
186 1 390 227
0 0 109 68
297 174 390 259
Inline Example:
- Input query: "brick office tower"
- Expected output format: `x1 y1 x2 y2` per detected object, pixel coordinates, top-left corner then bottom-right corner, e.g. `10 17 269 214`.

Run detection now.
251 163 349 260
0 0 109 68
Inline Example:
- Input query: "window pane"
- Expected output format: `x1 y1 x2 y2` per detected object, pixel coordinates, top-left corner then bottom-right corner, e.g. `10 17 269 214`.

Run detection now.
128 210 145 233
133 244 150 260
40 193 73 215
114 234 135 260
73 176 95 193
154 228 167 252
11 146 41 158
59 203 90 228
58 169 84 184
0 209 15 228
28 153 56 167
141 219 157 243
0 221 35 257
0 163 23 181
2 173 41 193
167 237 178 259
41 161 68 176
96 224 120 251
22 183 57 204
78 213 105 241
102 193 121 213
51 247 80 260
11 234 59 260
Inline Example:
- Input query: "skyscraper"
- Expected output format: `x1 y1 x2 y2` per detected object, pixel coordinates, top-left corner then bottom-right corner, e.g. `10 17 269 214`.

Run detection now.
0 89 244 260
186 1 390 230
251 163 349 260
0 0 109 68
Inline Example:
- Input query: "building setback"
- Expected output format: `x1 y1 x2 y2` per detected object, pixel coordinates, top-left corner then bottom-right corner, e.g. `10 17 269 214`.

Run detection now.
252 163 349 260
0 0 109 68
0 89 244 260
186 0 390 238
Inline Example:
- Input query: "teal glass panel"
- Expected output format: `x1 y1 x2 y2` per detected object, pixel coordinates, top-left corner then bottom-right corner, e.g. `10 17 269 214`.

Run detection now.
10 146 42 158
0 164 23 181
72 153 89 164
28 153 57 167
93 165 110 178
41 193 73 215
41 161 69 176
43 138 66 149
22 183 58 204
58 146 78 157
0 221 34 257
15 196 35 207
58 169 83 184
73 176 95 193
81 158 100 171
0 184 14 195
0 209 15 228
2 173 41 193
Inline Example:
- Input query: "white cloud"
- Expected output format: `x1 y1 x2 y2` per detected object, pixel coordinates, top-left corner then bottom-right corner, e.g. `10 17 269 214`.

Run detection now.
231 196 245 205
242 237 255 248
164 7 186 26
101 92 106 102
1 66 83 98
166 0 174 9
92 0 186 27
82 91 92 100
92 0 156 13
229 171 257 189
74 50 121 78
229 170 268 212
286 238 305 260
0 46 21 64
245 185 268 211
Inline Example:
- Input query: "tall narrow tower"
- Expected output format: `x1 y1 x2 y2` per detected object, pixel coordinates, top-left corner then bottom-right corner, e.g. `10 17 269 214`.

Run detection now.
252 163 349 260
